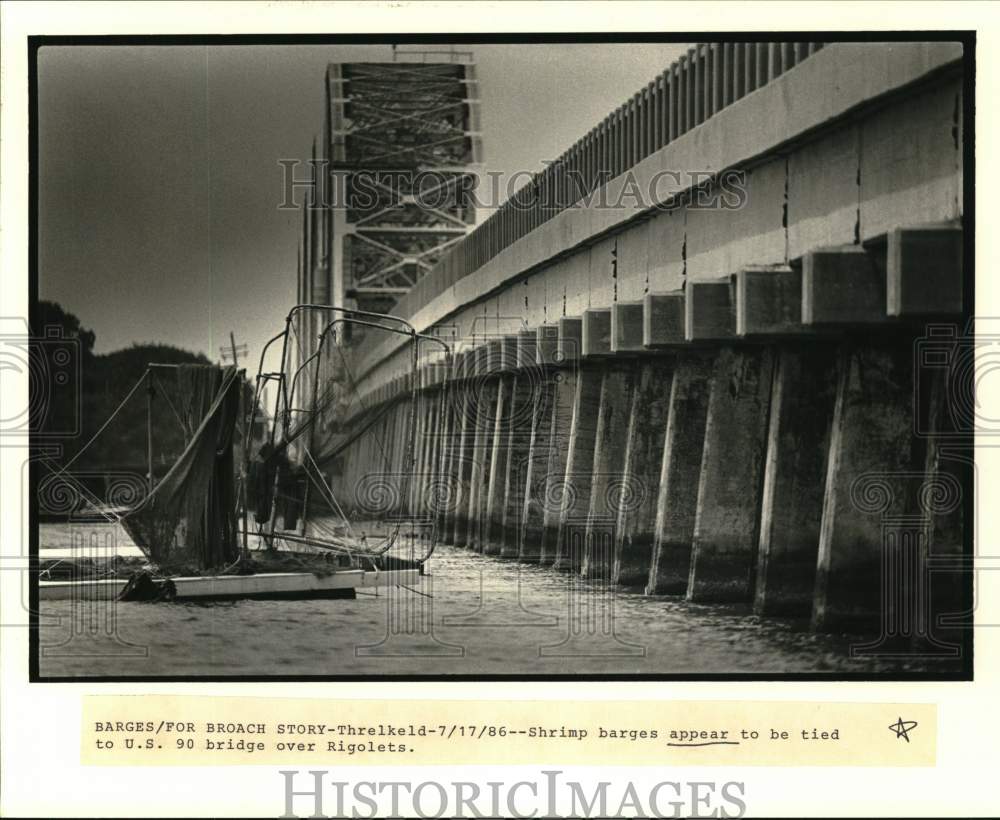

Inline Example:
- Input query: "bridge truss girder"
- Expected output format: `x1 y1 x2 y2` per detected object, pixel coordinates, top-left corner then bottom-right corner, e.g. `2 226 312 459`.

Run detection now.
326 58 483 315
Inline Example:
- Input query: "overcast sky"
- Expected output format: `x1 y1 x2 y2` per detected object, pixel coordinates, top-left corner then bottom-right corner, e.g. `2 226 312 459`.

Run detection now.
38 42 688 365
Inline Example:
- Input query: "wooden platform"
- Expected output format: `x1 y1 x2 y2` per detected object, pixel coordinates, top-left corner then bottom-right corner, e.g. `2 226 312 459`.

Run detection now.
39 568 421 601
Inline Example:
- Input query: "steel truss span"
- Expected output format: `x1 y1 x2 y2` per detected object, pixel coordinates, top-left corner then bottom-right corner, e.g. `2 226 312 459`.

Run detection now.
299 53 483 322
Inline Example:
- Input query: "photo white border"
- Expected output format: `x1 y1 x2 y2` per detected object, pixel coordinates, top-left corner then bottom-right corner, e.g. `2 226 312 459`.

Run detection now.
2 2 998 816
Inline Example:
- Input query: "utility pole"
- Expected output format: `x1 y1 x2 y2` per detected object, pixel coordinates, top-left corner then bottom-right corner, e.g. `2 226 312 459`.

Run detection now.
220 331 251 447
220 331 247 368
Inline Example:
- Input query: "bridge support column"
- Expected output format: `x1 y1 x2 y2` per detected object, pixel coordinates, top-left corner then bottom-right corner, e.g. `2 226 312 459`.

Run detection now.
465 346 500 551
378 396 402 518
408 373 432 517
911 352 968 657
582 359 637 580
687 345 775 602
376 397 394 473
538 318 582 565
554 311 608 573
331 422 352 516
393 394 410 521
646 351 714 594
396 378 418 518
754 343 839 615
435 372 458 540
456 347 486 548
426 365 451 528
367 395 391 519
422 383 441 518
484 337 518 555
419 376 445 519
553 362 602 572
450 358 475 544
536 370 575 565
520 326 559 562
813 340 920 631
349 395 402 522
400 392 418 518
614 356 674 589
499 330 538 558
423 373 443 518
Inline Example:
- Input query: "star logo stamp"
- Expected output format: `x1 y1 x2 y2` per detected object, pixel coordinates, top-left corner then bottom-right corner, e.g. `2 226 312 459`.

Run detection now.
888 717 918 743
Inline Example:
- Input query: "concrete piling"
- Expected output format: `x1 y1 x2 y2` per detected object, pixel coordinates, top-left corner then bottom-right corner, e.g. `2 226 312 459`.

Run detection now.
419 364 445 519
537 318 582 565
428 362 451 529
536 368 576 565
614 356 674 588
454 347 483 547
646 352 714 594
498 329 539 558
435 361 459 539
552 310 611 573
404 373 427 517
687 345 775 602
552 363 603 572
912 351 969 655
412 370 430 517
519 325 560 562
754 343 839 615
450 351 476 545
483 336 518 555
582 359 637 580
466 341 501 550
813 341 920 631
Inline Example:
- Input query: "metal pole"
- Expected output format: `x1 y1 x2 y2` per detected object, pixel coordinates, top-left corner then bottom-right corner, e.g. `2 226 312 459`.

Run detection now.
308 326 325 455
266 319 293 548
230 331 239 370
242 470 249 556
240 376 249 559
145 370 154 494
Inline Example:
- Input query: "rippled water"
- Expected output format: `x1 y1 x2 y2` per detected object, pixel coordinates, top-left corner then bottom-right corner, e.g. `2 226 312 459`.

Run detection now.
38 543 960 678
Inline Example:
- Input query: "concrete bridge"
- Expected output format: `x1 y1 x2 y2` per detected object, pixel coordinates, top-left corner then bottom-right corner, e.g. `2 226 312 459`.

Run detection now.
315 41 968 640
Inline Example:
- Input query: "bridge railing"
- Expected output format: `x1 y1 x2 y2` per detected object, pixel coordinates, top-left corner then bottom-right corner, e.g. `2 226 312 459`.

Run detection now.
389 41 825 322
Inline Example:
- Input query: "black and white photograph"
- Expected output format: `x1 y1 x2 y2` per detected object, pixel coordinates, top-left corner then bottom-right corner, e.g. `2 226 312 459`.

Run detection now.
25 32 972 683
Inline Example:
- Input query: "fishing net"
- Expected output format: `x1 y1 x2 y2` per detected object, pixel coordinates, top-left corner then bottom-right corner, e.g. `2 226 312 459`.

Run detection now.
120 365 241 571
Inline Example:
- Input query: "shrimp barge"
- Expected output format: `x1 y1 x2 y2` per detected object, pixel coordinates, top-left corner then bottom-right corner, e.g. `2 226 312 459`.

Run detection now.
38 305 447 602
